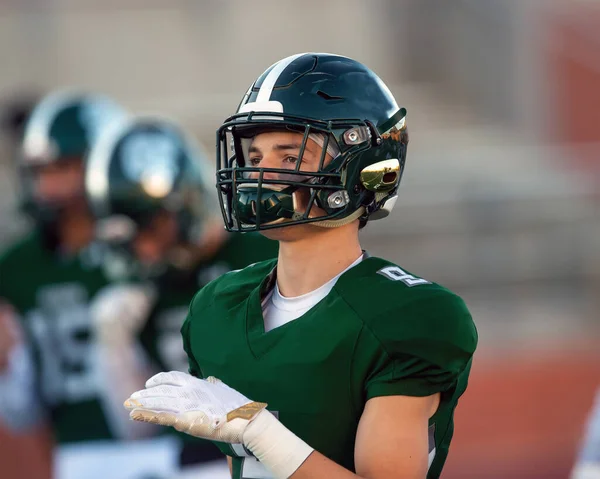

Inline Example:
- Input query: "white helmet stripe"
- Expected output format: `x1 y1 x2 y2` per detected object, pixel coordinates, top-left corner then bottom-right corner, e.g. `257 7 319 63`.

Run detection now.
85 116 132 216
255 53 305 103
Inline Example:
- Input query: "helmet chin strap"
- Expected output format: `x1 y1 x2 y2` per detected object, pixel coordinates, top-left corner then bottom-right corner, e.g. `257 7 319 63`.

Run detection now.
312 206 365 228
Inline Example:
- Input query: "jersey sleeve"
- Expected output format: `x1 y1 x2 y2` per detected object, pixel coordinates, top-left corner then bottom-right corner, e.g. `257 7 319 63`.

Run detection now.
364 291 478 399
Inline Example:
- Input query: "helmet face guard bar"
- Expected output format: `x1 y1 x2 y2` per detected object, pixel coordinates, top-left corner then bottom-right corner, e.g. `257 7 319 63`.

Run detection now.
216 111 377 232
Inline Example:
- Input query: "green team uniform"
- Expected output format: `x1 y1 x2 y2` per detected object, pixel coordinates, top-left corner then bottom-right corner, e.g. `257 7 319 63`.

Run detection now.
182 255 478 479
0 229 277 450
0 230 113 443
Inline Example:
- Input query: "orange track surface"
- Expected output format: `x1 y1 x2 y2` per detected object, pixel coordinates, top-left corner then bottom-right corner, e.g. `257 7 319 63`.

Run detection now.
444 344 600 479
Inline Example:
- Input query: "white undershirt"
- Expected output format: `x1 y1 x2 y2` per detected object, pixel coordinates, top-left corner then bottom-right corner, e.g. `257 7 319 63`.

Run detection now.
262 255 363 332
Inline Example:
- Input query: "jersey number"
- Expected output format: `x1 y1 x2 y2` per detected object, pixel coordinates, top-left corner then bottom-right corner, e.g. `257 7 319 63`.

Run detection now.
377 266 431 287
27 283 98 405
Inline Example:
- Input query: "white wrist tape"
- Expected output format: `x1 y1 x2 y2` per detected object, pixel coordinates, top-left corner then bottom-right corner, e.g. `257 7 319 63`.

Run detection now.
243 410 314 479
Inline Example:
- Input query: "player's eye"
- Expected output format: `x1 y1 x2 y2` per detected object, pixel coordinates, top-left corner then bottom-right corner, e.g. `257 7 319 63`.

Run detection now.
283 156 300 165
248 157 261 166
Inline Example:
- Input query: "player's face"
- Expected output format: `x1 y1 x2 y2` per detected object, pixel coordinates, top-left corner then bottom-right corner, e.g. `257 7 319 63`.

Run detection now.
247 130 333 176
246 130 337 241
133 210 179 265
31 157 86 207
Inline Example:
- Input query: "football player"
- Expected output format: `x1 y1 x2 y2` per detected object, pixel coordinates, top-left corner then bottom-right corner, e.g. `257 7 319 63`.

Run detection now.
571 387 600 479
0 90 155 479
85 116 278 478
124 53 478 479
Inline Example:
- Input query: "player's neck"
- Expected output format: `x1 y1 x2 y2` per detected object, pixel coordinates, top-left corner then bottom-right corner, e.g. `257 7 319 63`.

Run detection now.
276 225 362 297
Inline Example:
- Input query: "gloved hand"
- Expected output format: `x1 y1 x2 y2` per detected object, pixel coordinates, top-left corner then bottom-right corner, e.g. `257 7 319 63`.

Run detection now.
124 371 314 479
124 371 267 443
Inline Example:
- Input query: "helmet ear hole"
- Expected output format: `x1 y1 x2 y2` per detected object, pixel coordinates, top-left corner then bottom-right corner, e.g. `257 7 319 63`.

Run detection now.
382 172 397 184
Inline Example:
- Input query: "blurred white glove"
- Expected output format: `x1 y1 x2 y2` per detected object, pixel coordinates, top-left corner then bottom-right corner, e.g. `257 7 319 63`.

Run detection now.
91 283 158 439
124 371 266 443
90 283 157 346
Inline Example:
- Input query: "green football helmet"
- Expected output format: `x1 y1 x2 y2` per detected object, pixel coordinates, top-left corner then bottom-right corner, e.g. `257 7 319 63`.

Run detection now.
216 52 408 232
85 116 216 279
19 90 128 222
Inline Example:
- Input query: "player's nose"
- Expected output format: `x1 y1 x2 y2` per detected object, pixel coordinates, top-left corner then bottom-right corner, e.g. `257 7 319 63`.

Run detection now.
249 154 281 181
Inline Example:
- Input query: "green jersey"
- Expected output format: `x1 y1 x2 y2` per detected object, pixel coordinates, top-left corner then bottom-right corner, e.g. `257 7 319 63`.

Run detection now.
182 255 477 479
0 230 113 443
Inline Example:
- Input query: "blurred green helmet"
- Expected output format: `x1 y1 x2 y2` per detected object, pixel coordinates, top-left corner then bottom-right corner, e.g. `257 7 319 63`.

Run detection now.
216 52 408 232
19 90 128 221
85 116 216 279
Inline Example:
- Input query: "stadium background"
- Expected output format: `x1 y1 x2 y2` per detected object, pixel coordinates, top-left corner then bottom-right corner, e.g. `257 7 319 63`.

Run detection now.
0 1 598 478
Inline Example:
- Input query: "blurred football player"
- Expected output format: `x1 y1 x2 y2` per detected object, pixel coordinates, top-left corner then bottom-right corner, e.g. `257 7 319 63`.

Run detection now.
85 116 278 478
0 90 167 479
571 387 600 479
124 53 478 479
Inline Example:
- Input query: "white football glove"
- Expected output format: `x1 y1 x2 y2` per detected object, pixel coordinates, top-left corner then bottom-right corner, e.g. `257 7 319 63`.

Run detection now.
125 371 314 478
124 371 267 443
90 283 157 345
